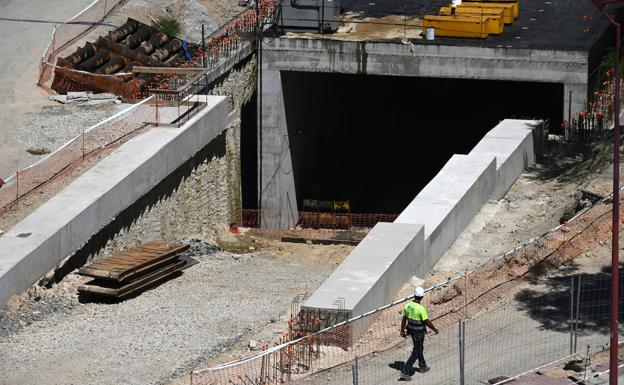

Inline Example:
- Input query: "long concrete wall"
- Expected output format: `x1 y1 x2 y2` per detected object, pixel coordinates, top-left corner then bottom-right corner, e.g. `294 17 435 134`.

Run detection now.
395 153 497 276
0 96 229 307
302 120 543 338
260 37 586 228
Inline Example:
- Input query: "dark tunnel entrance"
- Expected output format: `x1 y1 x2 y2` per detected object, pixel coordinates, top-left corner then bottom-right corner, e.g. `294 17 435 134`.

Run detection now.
241 72 563 214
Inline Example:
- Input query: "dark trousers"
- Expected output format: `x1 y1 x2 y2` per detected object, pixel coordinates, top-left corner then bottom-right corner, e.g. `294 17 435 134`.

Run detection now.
402 331 426 374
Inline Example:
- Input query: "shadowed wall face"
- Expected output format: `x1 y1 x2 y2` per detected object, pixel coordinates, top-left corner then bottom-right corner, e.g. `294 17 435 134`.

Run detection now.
276 71 562 213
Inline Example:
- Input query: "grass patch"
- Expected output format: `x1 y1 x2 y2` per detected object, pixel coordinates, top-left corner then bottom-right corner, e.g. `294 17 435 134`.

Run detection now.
152 16 181 37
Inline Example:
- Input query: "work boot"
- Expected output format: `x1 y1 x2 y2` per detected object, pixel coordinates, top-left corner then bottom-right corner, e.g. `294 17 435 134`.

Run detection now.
418 366 430 373
399 372 412 381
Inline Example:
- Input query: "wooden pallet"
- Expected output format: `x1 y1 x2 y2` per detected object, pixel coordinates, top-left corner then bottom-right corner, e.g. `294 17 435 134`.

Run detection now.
78 260 186 298
77 241 189 299
79 241 189 282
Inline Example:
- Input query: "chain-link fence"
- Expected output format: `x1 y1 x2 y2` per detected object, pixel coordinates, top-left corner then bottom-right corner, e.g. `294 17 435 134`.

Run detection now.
0 96 158 213
38 0 124 91
189 187 623 385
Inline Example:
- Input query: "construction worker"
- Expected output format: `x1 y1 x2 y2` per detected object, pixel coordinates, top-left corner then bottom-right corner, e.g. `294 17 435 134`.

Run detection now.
400 286 438 380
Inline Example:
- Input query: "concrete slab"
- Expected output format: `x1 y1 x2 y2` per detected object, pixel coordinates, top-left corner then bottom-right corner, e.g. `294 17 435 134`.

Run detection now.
0 96 228 308
303 222 424 342
396 153 496 274
303 222 424 311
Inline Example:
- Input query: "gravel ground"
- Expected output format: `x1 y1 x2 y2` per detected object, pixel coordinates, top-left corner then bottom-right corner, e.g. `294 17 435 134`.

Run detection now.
91 0 243 45
12 103 128 160
0 239 350 385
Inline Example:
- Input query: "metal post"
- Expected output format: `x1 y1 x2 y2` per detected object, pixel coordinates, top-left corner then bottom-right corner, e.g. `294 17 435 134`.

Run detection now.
256 0 263 217
570 276 575 354
590 4 623 382
201 24 206 68
82 131 85 160
15 170 19 206
352 356 359 385
321 0 325 34
613 18 621 385
569 90 573 141
574 275 582 353
459 319 465 385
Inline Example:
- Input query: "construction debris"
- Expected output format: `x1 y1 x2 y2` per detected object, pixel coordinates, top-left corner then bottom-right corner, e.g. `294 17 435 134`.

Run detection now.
77 241 190 298
51 18 198 100
49 92 120 105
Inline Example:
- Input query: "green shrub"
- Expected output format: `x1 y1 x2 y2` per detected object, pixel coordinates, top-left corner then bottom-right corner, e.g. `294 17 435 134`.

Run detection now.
600 47 624 73
152 16 181 37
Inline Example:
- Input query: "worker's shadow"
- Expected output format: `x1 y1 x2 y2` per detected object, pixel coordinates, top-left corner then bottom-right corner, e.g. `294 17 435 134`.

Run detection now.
389 361 419 377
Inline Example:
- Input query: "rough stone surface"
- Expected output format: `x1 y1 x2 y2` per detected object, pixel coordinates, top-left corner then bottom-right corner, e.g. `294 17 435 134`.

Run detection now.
90 56 256 261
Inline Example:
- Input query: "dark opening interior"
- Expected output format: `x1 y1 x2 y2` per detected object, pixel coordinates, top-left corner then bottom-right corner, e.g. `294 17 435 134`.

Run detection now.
241 72 563 213
241 91 257 209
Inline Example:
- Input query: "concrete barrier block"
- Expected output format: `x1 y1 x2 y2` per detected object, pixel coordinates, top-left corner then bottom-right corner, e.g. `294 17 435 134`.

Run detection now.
302 222 424 343
471 119 543 199
303 222 424 312
396 154 496 274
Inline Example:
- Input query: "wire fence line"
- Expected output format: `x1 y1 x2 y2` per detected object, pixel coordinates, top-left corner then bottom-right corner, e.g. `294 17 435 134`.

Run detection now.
189 187 624 385
0 96 159 213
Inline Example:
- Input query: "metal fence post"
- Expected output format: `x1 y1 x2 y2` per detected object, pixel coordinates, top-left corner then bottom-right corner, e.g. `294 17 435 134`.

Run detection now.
15 170 19 206
352 355 359 385
459 319 465 385
570 276 575 354
574 275 582 353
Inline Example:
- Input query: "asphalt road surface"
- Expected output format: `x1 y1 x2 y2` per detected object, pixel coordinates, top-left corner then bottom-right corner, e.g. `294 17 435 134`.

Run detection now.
0 0 93 178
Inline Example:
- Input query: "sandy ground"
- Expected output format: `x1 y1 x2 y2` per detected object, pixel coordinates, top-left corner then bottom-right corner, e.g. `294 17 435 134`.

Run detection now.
0 0 96 179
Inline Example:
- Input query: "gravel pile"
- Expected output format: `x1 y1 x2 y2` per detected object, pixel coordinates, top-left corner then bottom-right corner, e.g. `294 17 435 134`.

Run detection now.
14 103 128 158
0 241 337 385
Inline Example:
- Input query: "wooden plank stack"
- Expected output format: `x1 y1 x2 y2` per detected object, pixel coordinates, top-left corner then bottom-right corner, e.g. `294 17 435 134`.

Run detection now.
77 241 190 299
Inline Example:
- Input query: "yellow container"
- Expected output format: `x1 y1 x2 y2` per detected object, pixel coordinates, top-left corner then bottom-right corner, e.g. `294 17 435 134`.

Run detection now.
423 14 504 38
438 6 511 24
458 2 519 19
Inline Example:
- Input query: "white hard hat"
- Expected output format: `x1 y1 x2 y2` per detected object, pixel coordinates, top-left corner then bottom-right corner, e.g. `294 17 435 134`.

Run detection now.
414 287 425 298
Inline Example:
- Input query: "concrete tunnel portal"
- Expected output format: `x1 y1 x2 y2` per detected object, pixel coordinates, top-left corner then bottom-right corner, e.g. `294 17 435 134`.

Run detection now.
241 71 563 215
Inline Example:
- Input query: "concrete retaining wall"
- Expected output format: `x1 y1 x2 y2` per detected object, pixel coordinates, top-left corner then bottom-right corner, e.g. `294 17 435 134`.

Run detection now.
469 120 542 199
302 119 543 337
395 153 497 276
0 96 229 307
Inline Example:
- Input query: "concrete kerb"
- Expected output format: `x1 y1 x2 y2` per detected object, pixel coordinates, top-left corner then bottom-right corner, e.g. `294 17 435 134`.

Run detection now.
302 119 543 331
0 96 229 308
